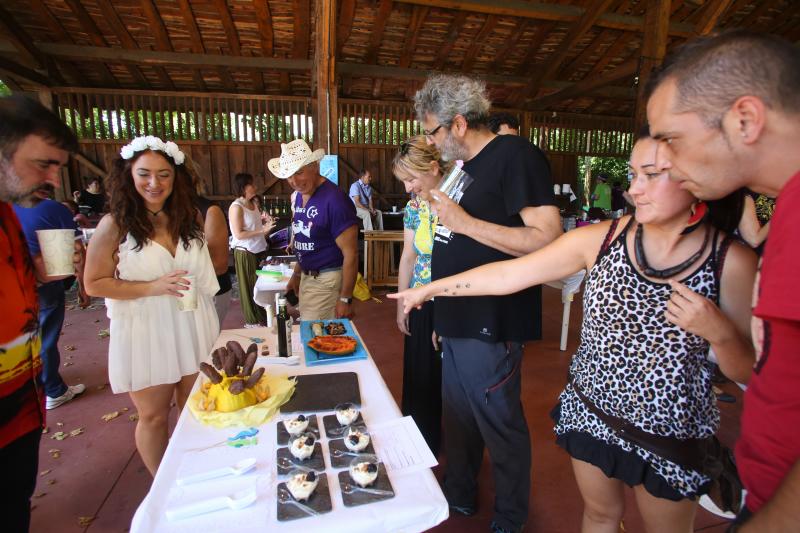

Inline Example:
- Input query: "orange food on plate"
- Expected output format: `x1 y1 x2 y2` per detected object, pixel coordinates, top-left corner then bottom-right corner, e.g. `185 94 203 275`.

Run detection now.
307 335 358 356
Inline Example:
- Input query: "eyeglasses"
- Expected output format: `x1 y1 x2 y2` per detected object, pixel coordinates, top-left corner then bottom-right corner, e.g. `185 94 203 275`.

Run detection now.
422 123 446 139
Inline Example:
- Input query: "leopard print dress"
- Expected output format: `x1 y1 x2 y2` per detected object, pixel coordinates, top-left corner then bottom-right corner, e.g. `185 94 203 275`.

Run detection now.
553 219 728 499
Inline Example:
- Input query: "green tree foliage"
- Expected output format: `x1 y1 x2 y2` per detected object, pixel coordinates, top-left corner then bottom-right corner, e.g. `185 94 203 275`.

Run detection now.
0 80 11 96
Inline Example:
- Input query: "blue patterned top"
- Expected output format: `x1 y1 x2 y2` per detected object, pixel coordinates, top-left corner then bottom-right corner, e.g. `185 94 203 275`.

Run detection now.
403 198 437 288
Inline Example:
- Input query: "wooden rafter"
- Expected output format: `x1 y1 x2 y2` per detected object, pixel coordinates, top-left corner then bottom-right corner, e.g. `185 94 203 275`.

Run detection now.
293 0 311 59
27 0 88 86
586 31 633 78
20 43 312 72
212 0 260 92
62 0 117 87
516 0 615 106
314 0 337 153
531 57 638 109
461 15 498 72
433 11 469 71
491 19 527 71
557 29 613 80
514 21 555 76
745 0 782 31
94 0 151 89
392 0 694 37
399 5 428 68
692 0 736 35
0 56 50 86
175 0 208 91
137 0 176 89
253 0 275 56
635 0 670 128
336 0 356 58
364 0 394 65
0 5 45 68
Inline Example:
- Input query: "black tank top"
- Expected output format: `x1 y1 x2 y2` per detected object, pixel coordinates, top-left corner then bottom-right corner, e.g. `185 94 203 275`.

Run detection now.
196 197 232 295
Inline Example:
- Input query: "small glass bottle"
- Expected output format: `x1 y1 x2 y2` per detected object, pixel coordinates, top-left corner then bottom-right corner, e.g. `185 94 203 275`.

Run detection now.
276 297 289 357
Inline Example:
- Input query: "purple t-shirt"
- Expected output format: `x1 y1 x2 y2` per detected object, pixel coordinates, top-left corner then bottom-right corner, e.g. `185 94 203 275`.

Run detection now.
292 180 358 271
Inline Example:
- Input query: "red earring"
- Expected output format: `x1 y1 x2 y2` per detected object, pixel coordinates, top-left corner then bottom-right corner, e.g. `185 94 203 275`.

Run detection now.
681 201 707 235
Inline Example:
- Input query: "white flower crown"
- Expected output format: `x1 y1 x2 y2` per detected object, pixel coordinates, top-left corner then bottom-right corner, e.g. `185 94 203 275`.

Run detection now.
120 135 185 165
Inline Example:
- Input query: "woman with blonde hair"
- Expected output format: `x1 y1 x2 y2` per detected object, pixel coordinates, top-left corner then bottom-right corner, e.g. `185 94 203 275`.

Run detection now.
84 136 220 475
392 135 454 455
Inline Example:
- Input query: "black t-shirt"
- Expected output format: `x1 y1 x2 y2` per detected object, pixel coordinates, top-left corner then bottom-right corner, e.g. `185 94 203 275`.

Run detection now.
78 190 105 214
432 135 556 342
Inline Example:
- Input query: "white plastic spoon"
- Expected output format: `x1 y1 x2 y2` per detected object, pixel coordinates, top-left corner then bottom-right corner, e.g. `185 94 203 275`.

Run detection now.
177 457 257 486
166 488 257 521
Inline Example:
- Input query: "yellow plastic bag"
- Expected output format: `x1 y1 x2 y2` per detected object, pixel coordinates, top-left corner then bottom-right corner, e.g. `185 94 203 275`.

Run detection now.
353 272 371 301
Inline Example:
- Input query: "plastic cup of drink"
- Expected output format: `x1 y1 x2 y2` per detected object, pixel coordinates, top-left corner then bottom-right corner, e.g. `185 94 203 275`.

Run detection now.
36 229 76 276
391 205 398 213
176 274 197 312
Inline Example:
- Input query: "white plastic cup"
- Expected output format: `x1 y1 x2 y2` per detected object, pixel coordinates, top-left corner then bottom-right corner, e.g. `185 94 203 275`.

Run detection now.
562 184 571 195
81 227 96 245
391 205 398 213
36 229 76 276
553 184 561 195
176 274 197 312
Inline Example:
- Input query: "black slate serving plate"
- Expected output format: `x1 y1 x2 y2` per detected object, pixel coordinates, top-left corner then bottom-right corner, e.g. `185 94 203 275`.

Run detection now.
327 437 376 469
277 414 320 445
281 372 361 413
337 463 395 507
277 473 332 521
321 412 364 438
277 442 326 474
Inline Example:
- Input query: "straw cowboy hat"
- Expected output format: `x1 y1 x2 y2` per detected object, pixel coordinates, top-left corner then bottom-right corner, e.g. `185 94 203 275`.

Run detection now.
267 139 326 180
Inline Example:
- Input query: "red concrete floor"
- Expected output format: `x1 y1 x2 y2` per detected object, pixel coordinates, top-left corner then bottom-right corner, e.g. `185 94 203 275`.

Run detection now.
30 287 741 533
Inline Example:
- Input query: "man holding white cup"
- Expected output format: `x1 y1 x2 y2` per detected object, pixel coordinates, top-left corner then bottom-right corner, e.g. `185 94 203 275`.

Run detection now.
14 193 87 410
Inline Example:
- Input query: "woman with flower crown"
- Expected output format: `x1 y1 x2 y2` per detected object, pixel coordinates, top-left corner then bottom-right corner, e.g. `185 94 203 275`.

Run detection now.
84 136 220 475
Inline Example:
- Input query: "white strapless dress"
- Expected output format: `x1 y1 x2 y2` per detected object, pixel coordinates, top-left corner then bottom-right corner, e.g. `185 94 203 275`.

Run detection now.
106 235 220 393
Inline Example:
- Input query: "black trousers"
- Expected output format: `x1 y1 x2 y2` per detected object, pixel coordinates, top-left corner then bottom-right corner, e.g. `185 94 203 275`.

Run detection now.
1 428 42 532
441 337 531 532
401 300 442 456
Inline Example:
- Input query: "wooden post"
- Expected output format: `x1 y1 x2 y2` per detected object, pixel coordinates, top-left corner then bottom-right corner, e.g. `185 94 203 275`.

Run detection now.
634 0 671 131
314 0 338 156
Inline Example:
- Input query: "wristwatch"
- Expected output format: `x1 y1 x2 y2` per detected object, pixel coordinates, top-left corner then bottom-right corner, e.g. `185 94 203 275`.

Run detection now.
339 296 353 304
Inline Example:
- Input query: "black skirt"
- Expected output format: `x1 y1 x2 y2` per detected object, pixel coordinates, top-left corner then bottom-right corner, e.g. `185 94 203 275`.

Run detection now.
550 401 710 501
401 300 442 456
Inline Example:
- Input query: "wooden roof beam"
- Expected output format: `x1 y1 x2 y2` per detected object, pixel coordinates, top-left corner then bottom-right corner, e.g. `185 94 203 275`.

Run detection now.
0 56 51 87
63 0 118 87
365 0 394 65
336 0 357 58
692 0 736 35
399 5 428 68
393 0 694 37
293 0 311 60
212 0 255 92
530 57 638 110
462 14 498 72
254 0 275 56
490 19 527 72
28 0 94 86
635 0 670 128
95 0 151 89
516 0 615 105
17 42 312 72
175 0 208 91
137 0 176 89
0 5 46 69
433 11 469 70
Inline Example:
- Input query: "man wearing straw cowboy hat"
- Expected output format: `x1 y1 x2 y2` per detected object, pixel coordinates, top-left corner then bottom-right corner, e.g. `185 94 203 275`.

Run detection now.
268 139 359 320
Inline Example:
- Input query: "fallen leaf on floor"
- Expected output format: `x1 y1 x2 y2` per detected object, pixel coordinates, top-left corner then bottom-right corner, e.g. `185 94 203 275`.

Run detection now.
129 414 139 422
64 345 76 351
101 411 120 421
69 427 85 437
39 470 51 476
96 383 107 390
63 362 73 367
56 422 63 426
64 322 72 327
46 479 56 485
51 431 67 441
78 516 94 526
98 329 110 338
121 407 129 412
94 319 101 323
50 451 61 459
66 355 74 359
34 492 47 499
42 426 49 434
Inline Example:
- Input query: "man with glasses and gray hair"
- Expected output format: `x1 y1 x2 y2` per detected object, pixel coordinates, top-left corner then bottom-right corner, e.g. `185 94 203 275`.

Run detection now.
412 74 562 533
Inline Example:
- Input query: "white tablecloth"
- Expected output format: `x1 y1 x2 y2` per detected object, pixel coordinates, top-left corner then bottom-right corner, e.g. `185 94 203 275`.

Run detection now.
130 325 448 532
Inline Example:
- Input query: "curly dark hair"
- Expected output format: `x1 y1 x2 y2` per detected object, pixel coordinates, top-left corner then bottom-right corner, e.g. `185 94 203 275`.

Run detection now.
107 148 203 251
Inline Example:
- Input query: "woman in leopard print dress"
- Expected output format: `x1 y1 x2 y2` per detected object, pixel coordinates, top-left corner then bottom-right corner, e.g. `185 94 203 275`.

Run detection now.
392 133 757 532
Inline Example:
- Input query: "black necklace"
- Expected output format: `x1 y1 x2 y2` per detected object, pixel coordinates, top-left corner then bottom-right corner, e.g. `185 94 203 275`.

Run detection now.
634 223 710 279
146 207 164 217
